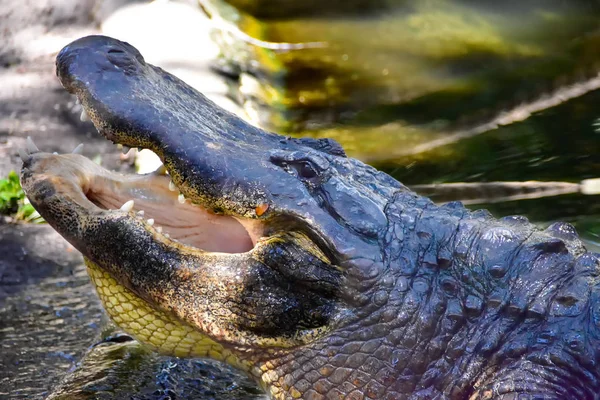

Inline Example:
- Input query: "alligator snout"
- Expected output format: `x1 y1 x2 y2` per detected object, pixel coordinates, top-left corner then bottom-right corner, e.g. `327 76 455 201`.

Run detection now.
56 36 147 109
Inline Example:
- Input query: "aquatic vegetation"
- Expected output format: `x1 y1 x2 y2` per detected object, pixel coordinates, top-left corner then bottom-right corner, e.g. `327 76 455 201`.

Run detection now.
0 171 44 222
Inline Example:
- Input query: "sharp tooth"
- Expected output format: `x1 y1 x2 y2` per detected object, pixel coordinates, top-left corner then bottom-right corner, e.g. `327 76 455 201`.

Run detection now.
80 108 89 122
156 227 163 233
164 233 170 238
120 200 134 212
121 145 131 154
26 137 39 153
169 181 176 191
53 152 59 155
72 143 84 154
178 194 185 204
137 210 145 216
147 218 155 226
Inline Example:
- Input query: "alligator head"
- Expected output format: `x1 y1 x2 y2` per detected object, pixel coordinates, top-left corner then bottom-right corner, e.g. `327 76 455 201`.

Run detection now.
20 35 407 398
22 35 600 399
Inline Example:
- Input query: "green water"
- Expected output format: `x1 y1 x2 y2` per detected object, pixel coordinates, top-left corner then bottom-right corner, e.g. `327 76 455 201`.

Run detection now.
207 0 600 128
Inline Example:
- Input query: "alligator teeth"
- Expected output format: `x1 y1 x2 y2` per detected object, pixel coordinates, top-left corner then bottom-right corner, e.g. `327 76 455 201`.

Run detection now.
121 145 131 154
17 147 30 162
53 152 59 155
169 181 176 191
80 109 89 122
156 226 163 233
178 194 185 204
581 178 600 195
72 143 84 154
147 218 155 226
26 137 40 153
137 210 145 216
120 200 135 212
164 233 170 238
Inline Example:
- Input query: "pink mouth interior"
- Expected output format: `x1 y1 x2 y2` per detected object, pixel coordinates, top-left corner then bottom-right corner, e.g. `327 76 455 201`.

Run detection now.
85 173 262 253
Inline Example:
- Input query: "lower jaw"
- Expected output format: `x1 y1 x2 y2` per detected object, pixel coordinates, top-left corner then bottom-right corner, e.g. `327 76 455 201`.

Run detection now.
84 258 250 370
86 258 291 399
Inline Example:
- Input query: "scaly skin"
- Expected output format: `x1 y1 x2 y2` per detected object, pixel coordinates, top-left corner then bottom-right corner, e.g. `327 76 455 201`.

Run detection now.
19 35 600 399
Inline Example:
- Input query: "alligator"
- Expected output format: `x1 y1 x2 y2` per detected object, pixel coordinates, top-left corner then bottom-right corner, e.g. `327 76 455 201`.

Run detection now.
19 35 600 399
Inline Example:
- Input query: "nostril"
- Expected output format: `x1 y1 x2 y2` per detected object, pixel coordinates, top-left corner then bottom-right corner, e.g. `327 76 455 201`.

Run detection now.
106 47 136 70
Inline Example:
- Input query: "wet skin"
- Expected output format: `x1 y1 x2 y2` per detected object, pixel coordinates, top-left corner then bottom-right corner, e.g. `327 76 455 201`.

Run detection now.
19 36 600 399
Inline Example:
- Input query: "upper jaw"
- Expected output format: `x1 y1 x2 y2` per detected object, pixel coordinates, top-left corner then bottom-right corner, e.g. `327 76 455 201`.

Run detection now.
55 35 379 265
56 35 283 217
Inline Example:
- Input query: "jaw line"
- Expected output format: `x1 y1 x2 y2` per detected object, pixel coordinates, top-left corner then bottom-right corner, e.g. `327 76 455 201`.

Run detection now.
20 149 304 349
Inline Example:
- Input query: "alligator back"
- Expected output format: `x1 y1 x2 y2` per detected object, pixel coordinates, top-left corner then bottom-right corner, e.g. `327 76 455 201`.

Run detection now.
373 191 600 398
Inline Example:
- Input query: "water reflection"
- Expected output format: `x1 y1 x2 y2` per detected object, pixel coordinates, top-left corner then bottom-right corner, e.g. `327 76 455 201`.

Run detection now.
205 0 600 133
381 89 600 185
47 332 264 400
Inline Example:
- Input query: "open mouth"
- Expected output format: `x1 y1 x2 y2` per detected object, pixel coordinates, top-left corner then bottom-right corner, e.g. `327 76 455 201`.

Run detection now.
20 138 266 256
20 137 341 347
50 34 345 265
83 167 265 254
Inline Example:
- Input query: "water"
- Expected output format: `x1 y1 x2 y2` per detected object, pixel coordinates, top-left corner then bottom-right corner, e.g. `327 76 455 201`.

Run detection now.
47 335 264 400
377 88 600 249
207 0 600 131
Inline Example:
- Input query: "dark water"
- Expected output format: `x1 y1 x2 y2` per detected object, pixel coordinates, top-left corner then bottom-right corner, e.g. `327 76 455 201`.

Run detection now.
375 88 600 250
47 335 264 400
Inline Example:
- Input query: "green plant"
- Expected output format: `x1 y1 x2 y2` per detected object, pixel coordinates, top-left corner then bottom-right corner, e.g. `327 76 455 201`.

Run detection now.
0 171 44 223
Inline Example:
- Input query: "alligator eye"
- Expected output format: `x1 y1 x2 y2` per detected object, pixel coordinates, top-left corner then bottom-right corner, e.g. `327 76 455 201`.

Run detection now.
269 151 324 182
295 161 318 180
